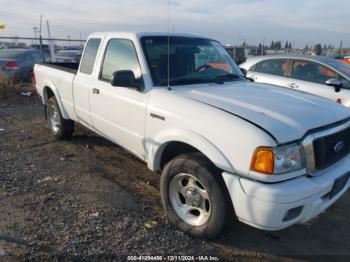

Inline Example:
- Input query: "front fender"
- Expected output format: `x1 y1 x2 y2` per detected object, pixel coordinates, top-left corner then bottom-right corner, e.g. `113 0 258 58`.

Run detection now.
147 128 235 173
42 81 70 119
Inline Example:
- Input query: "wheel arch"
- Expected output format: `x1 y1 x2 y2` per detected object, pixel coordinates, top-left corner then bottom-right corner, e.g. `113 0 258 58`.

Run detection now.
147 129 235 174
42 83 70 119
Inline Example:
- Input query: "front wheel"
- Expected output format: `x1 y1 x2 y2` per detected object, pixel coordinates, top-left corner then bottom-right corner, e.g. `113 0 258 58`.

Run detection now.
47 96 74 140
160 152 228 238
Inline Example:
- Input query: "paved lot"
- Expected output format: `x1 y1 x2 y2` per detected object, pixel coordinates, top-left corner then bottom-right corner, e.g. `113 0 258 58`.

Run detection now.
0 96 350 261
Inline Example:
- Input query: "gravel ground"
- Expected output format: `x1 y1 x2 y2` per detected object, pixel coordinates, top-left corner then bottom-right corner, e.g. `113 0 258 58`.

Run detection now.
0 95 350 261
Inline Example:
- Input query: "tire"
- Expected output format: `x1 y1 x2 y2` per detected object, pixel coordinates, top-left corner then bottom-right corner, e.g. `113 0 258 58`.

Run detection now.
160 152 228 239
47 96 74 140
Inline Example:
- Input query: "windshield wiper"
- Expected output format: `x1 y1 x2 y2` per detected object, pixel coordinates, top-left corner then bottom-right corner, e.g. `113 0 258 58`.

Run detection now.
214 73 242 81
161 77 224 86
215 73 255 82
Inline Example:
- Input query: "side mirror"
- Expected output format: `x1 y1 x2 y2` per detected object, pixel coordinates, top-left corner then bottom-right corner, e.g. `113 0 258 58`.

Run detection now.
240 67 248 76
239 67 254 82
111 70 141 90
326 78 342 93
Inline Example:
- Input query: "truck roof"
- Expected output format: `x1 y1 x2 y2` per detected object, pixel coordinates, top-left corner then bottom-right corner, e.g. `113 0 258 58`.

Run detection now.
89 31 214 40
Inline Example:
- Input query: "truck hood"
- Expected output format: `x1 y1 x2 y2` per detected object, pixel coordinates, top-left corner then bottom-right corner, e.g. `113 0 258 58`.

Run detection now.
175 81 350 144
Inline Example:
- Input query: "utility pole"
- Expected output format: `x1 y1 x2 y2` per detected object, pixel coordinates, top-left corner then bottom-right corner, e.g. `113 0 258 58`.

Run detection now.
262 36 265 55
293 41 295 53
79 32 83 48
39 15 44 60
46 20 55 62
67 35 71 47
32 27 38 45
339 41 343 59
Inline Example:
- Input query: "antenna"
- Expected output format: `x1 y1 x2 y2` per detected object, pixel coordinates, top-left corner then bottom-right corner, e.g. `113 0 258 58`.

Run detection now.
339 41 343 59
167 0 171 90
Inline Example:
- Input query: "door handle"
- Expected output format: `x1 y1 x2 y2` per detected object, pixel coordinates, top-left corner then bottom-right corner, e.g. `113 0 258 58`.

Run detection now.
288 83 299 89
93 88 100 94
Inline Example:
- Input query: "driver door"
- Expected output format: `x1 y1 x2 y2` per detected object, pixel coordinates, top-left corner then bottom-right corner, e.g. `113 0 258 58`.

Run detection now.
89 38 149 159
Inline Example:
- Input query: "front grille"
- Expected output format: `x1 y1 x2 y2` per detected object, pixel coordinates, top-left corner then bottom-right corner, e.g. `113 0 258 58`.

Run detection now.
313 126 350 170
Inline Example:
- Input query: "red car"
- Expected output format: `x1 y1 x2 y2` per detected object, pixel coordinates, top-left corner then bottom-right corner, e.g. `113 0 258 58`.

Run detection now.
340 57 350 65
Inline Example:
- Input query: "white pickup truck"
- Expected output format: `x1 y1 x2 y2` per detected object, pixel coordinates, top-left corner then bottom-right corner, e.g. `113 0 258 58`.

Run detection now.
34 32 350 238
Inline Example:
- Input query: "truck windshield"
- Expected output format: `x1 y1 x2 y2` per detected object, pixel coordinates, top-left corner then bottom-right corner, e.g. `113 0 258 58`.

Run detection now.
141 36 244 86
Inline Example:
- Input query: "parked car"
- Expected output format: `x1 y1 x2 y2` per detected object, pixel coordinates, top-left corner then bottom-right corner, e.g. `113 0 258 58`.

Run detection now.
0 48 43 82
240 55 350 107
34 32 350 238
340 56 350 65
54 50 82 63
72 53 82 63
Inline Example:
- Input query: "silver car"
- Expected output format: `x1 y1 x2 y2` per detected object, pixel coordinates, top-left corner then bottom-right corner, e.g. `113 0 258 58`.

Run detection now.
54 50 82 63
240 55 350 107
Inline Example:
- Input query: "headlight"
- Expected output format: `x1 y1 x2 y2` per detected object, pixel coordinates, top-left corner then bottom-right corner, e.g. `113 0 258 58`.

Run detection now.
250 143 305 175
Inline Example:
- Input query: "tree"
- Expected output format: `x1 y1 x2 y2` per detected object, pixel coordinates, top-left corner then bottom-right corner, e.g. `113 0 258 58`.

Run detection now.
312 44 322 55
258 43 263 55
278 41 282 50
285 41 289 50
275 41 281 50
270 41 275 50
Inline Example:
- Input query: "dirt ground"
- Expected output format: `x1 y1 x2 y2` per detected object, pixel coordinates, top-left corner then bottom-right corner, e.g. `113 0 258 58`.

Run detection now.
0 95 350 261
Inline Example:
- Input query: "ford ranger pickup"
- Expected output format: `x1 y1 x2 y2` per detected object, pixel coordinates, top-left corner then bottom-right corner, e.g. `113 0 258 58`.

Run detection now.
34 32 350 238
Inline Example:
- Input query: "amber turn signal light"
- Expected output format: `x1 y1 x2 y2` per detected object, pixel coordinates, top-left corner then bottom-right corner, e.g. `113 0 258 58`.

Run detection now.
250 147 274 175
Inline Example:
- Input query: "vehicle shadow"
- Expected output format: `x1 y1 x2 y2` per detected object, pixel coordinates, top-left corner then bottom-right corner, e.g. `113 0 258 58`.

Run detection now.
69 134 117 149
67 123 119 149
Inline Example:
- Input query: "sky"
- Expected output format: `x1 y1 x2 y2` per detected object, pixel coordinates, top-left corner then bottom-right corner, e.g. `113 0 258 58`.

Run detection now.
0 0 349 48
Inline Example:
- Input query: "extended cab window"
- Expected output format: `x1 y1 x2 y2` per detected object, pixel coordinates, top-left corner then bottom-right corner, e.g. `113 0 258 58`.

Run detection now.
255 59 289 76
100 39 142 82
80 38 101 75
291 60 338 84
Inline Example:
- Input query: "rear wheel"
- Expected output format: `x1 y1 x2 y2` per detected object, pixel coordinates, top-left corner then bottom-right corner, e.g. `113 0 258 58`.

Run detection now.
160 152 228 238
47 96 74 140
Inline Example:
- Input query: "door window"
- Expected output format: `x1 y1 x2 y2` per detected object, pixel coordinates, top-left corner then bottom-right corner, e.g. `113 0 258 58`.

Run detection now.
100 39 142 82
291 60 338 84
80 38 101 75
255 59 289 76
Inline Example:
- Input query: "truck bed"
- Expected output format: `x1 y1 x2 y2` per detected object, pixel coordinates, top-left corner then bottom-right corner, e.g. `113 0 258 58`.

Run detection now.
34 62 80 121
39 62 79 74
